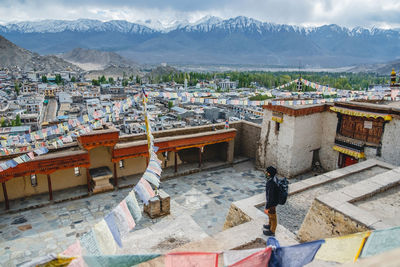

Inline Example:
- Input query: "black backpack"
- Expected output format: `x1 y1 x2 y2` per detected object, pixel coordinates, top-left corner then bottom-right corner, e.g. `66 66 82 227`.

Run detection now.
276 177 289 205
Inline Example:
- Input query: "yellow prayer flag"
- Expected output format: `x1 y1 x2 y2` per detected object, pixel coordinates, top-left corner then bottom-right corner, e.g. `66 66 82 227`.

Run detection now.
315 231 371 263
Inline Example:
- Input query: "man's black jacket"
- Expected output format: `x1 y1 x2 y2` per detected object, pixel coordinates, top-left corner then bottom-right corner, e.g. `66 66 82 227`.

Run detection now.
265 176 279 209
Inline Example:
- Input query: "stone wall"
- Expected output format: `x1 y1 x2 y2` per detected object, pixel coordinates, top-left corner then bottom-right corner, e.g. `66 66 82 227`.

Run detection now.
223 203 252 230
240 121 262 159
298 199 370 242
257 109 335 178
381 118 400 166
320 112 339 171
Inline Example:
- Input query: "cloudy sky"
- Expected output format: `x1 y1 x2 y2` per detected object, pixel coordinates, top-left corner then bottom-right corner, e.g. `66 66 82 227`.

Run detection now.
1 0 400 29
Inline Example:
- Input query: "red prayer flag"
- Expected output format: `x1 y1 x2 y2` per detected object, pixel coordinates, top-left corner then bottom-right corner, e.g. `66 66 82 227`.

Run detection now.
165 252 219 267
229 247 272 267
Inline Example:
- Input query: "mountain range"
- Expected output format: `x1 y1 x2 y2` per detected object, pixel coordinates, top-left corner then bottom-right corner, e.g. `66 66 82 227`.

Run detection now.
1 16 400 67
0 35 81 72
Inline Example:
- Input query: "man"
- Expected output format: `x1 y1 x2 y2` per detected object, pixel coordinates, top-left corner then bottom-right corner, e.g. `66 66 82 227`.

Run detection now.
263 166 279 236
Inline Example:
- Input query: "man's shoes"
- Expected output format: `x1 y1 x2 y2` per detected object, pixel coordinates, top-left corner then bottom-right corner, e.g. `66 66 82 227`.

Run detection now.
263 224 270 230
263 230 275 236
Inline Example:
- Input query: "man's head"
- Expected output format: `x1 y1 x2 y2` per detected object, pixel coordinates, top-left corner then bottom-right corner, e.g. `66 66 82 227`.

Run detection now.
266 166 277 177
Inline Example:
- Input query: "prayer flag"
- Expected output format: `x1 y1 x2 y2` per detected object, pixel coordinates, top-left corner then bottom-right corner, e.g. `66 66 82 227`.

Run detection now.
104 212 123 248
268 237 324 267
165 252 219 267
83 254 160 267
315 231 371 263
120 200 136 230
143 170 160 187
361 226 400 258
125 191 142 222
134 181 151 205
228 247 271 267
113 203 131 236
61 241 84 267
93 219 117 254
79 230 102 257
223 249 263 266
141 178 155 198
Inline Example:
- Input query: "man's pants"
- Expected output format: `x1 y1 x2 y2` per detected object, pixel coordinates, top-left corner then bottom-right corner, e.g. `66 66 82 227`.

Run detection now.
266 206 277 233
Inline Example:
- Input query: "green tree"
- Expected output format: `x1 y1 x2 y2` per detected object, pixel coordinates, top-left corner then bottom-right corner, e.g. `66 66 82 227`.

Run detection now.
108 77 115 85
55 74 63 85
0 117 6 127
92 79 100 86
122 80 128 87
41 75 48 83
168 101 173 110
71 76 76 82
136 76 141 84
99 75 107 84
15 114 21 126
14 82 20 96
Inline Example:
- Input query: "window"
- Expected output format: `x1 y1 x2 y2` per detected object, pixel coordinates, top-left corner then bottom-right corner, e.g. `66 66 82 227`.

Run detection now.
119 160 124 169
74 167 81 176
30 174 37 187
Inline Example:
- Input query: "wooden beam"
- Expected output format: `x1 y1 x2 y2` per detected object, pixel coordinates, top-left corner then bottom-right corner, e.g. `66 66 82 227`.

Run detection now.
174 151 178 173
47 174 53 201
198 147 202 168
113 162 118 189
86 168 91 194
2 182 9 210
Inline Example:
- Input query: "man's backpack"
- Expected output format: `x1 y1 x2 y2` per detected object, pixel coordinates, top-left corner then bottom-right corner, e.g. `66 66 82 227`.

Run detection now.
276 177 289 205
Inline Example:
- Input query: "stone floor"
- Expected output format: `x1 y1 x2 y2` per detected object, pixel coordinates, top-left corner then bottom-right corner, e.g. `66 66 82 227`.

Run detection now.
0 160 267 266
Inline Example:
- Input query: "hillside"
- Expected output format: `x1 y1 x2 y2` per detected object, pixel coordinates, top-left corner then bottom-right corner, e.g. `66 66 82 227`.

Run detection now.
0 35 81 72
60 47 139 71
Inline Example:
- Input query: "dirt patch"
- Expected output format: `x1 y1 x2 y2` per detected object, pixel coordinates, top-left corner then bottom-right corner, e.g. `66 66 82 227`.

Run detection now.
152 236 191 250
232 238 266 250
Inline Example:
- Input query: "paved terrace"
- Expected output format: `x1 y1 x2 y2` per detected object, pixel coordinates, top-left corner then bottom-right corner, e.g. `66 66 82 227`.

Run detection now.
0 160 271 266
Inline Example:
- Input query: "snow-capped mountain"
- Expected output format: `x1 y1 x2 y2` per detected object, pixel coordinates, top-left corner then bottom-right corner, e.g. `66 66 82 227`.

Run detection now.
1 16 400 67
0 19 155 34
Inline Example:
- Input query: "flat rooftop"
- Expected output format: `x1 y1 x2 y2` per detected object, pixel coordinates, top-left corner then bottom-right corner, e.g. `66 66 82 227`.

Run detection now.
0 161 266 266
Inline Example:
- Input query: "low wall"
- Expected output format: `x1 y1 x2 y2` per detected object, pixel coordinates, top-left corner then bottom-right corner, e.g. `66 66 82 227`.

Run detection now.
297 199 369 242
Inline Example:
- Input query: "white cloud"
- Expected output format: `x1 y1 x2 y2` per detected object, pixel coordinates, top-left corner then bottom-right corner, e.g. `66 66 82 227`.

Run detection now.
1 0 400 29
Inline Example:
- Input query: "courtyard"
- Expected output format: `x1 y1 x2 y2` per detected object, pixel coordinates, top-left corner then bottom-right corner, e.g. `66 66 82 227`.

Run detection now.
0 160 268 266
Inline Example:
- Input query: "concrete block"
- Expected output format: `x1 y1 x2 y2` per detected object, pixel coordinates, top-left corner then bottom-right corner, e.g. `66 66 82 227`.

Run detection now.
336 202 379 228
371 170 400 187
301 174 332 187
288 181 310 195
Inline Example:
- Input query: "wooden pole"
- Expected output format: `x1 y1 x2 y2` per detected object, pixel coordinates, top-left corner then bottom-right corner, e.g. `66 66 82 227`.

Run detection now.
198 147 202 168
86 168 91 193
174 151 178 173
113 162 118 189
47 174 53 201
2 182 9 210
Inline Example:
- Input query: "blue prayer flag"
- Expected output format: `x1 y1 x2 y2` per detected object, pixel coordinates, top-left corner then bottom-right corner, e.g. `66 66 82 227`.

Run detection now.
268 238 324 267
104 212 123 248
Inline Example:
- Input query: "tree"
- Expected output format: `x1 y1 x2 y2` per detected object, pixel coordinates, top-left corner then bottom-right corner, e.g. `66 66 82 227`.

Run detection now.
0 117 6 127
136 76 141 84
15 114 21 126
14 82 20 96
92 79 100 86
108 77 115 85
99 75 107 84
122 80 128 87
41 75 48 83
55 74 63 85
168 101 173 110
71 77 76 82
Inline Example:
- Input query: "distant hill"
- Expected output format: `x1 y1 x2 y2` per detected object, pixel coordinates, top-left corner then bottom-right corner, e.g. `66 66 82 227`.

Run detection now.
60 47 139 71
2 17 400 67
0 35 81 72
349 59 400 74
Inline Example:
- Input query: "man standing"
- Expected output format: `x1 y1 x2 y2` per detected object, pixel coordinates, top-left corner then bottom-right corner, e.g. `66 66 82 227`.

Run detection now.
263 166 279 236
